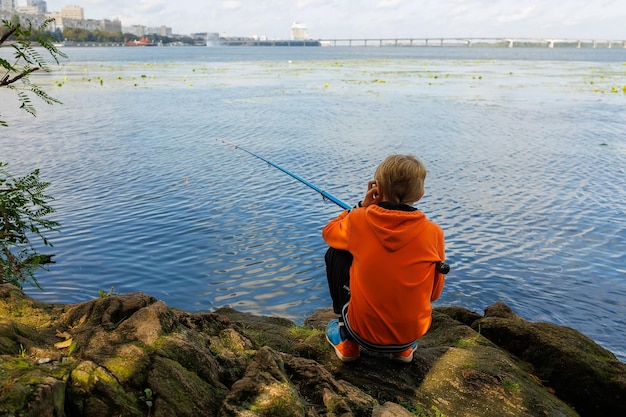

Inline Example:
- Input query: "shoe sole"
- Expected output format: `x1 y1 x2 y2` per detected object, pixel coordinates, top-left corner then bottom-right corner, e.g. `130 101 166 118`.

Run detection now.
390 354 414 363
326 334 359 362
390 349 416 363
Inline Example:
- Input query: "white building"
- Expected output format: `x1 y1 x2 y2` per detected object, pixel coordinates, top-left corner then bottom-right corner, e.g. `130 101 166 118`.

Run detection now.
291 22 310 40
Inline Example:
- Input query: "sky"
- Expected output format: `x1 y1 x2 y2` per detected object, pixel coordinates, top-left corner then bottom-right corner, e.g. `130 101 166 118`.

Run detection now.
37 1 626 39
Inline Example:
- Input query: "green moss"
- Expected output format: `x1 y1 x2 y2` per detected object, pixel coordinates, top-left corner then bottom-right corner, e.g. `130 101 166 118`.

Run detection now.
0 336 19 354
455 336 479 348
399 401 427 415
0 295 53 328
251 394 305 417
235 381 304 417
502 379 520 392
288 326 319 339
0 382 31 414
2 356 32 372
102 356 134 383
0 357 74 415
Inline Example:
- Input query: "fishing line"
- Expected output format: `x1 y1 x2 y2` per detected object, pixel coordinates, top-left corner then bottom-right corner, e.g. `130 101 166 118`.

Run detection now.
217 139 351 210
218 139 450 274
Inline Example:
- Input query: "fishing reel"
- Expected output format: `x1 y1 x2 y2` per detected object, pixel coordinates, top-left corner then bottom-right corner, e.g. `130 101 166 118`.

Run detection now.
437 262 450 275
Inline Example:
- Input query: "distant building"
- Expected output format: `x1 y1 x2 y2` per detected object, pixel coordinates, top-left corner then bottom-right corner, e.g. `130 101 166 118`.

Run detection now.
15 5 40 14
291 22 310 40
191 32 208 46
27 0 47 13
0 0 15 12
60 5 84 20
47 11 100 32
145 25 172 37
1 1 52 30
123 25 148 37
100 19 122 33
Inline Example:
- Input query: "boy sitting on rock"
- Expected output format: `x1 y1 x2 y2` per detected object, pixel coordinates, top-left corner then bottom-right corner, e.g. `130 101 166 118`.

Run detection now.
323 154 446 363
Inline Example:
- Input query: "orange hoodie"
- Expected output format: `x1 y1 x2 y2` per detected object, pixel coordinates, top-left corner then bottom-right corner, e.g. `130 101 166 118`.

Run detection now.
322 204 445 345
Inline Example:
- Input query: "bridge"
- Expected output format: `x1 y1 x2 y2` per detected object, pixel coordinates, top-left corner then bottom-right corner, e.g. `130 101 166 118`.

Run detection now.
316 38 626 48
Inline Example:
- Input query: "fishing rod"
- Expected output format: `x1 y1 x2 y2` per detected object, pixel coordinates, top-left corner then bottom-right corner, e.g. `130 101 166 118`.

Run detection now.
218 139 450 274
218 139 351 210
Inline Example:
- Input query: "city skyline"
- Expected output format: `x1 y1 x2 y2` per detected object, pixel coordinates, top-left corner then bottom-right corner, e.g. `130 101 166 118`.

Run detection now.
21 1 626 39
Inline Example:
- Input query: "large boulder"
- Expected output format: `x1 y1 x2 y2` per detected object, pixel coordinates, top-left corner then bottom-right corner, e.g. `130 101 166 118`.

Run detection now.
1 283 625 416
472 302 626 416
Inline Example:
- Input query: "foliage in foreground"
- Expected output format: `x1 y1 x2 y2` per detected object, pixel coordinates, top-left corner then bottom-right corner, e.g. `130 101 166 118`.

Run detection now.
1 18 64 288
1 17 66 126
0 162 59 288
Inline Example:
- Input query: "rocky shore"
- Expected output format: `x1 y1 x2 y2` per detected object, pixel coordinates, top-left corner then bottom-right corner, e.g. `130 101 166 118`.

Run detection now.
1 283 624 417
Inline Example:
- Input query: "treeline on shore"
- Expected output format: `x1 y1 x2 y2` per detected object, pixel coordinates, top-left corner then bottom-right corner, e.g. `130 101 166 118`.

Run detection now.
37 27 197 46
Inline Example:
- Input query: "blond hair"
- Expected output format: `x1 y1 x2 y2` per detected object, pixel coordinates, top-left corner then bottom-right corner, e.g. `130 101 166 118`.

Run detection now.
374 154 427 204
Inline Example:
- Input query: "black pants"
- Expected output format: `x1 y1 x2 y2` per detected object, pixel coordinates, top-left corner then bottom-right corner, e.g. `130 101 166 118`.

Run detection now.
325 247 353 314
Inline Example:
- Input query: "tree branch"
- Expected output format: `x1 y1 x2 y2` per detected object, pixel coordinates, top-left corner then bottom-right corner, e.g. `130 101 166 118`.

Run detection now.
0 67 39 87
0 23 19 45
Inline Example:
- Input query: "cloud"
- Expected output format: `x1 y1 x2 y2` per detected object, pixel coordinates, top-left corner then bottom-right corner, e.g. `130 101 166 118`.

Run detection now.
297 0 335 8
136 0 167 14
222 1 242 10
377 0 409 9
496 6 539 24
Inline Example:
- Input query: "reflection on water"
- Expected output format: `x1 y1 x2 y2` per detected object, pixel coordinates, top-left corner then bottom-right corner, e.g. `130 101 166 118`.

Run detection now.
2 47 625 361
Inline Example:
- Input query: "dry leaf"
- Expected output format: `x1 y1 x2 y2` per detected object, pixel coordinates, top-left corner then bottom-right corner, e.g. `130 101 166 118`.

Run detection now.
54 338 73 349
56 330 72 340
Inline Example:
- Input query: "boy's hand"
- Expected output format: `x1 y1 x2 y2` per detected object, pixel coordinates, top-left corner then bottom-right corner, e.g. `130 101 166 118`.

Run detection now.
362 180 382 207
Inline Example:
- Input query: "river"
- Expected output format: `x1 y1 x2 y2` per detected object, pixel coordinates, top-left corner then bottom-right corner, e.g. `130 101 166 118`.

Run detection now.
2 45 625 360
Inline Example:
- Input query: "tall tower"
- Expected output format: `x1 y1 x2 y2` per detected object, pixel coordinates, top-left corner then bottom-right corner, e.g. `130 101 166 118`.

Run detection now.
291 22 310 40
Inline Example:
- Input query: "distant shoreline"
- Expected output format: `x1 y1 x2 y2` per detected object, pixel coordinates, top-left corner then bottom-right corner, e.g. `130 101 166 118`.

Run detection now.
55 38 626 48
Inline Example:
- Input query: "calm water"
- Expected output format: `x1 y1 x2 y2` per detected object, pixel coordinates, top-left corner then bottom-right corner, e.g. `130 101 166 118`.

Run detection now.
2 46 625 360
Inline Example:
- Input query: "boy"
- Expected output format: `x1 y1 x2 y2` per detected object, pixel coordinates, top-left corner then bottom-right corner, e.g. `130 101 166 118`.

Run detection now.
322 154 446 363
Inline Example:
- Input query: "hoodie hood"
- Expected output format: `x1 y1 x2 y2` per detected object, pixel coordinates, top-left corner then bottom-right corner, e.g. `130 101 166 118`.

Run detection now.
365 204 428 251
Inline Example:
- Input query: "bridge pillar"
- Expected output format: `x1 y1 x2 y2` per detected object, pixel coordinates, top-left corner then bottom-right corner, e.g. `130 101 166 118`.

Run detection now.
425 39 429 46
467 40 472 47
440 38 444 46
577 40 581 48
508 39 514 48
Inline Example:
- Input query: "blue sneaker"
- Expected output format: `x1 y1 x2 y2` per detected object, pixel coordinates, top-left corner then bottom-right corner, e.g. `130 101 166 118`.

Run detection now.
325 319 360 362
390 342 417 363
